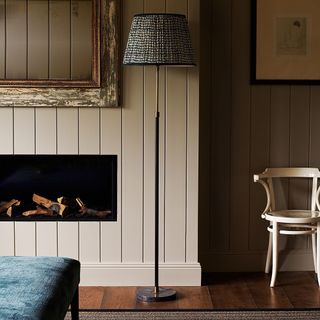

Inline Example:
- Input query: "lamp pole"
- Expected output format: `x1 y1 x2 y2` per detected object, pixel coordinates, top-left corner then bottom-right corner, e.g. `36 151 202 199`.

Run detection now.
155 65 160 294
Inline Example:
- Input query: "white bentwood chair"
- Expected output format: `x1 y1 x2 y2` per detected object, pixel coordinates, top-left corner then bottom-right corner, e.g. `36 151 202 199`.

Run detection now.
254 167 320 287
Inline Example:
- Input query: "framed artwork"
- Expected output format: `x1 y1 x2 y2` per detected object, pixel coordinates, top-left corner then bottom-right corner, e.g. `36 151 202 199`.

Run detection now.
252 0 320 84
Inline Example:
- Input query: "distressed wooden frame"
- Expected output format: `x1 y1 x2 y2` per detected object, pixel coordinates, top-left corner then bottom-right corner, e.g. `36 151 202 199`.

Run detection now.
0 0 121 107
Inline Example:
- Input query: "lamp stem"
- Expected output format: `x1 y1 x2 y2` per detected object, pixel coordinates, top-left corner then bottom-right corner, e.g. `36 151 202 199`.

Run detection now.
155 65 160 293
136 65 175 301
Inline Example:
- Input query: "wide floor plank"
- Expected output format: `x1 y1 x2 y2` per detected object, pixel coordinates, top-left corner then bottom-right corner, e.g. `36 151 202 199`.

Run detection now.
79 287 104 309
101 287 137 309
245 273 293 308
277 272 320 308
177 286 213 309
207 273 256 308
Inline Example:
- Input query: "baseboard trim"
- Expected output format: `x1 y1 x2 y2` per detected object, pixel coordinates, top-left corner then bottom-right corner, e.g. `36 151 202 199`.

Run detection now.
80 262 202 286
200 251 314 272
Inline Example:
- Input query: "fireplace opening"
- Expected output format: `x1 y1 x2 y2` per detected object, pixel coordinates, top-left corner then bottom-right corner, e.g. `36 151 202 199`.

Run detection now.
0 155 117 221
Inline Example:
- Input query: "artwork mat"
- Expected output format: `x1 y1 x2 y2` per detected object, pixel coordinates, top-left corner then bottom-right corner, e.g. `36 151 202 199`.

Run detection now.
253 0 320 83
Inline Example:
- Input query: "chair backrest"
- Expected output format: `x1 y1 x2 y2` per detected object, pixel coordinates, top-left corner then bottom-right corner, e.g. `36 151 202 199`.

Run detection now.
254 167 320 211
254 167 320 179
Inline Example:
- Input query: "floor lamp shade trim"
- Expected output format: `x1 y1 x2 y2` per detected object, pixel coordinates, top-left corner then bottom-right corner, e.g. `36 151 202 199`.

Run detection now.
123 13 195 302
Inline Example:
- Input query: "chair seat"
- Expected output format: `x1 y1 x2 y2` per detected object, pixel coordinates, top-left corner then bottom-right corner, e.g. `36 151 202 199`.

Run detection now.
0 256 80 320
265 210 320 223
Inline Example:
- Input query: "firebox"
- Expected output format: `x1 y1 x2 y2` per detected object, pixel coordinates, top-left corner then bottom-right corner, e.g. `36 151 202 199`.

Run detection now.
0 155 117 221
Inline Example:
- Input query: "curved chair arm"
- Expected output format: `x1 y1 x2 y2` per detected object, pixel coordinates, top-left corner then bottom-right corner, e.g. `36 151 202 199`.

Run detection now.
316 185 320 211
253 175 271 218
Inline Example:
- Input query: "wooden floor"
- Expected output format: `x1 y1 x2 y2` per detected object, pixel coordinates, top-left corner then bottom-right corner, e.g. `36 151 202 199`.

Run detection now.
79 272 320 310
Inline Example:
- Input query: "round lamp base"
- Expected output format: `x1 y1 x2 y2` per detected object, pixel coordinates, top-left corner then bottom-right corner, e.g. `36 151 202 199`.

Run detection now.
136 287 176 302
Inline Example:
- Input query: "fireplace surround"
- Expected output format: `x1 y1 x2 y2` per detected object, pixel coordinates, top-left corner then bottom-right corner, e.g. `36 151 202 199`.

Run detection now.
0 155 117 221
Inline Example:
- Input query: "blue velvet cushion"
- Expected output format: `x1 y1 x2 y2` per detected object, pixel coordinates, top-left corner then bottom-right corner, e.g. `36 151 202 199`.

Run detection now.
0 256 80 320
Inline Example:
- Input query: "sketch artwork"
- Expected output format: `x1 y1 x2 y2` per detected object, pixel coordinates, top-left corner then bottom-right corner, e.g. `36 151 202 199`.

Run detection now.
276 17 307 55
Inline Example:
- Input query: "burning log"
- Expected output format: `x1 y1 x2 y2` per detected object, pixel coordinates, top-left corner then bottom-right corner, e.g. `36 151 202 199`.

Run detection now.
75 198 111 218
23 208 53 217
32 194 67 216
0 199 21 217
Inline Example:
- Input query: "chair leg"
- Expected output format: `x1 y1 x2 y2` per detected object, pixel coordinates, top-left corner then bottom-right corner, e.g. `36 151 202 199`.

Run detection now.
270 222 278 287
71 287 79 320
312 233 317 274
317 223 320 286
265 231 272 274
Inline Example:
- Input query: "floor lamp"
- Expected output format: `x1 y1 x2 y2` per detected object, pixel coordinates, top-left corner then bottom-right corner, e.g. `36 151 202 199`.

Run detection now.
123 13 195 302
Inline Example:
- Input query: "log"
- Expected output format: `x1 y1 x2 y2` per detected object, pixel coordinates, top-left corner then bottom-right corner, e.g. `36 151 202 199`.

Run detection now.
75 197 111 218
57 196 80 211
33 194 67 216
0 199 21 217
22 208 53 217
80 208 111 218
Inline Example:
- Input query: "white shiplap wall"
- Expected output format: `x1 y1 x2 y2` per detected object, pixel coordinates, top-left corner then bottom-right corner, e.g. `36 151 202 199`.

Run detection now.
0 0 200 286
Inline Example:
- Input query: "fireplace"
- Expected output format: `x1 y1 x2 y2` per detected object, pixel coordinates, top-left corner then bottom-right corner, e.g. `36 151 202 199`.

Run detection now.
0 155 117 221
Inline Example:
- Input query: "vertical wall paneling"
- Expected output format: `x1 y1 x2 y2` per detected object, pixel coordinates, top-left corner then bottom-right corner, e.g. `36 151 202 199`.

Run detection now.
289 87 311 170
210 0 232 252
289 87 310 215
249 86 270 251
269 87 290 211
49 0 71 79
0 108 13 153
165 0 188 263
57 222 78 259
57 108 79 154
35 108 57 154
6 0 27 79
309 87 320 168
79 222 100 263
288 87 310 250
309 87 320 251
79 108 100 154
36 222 57 256
121 0 144 263
15 222 36 256
198 0 212 255
200 0 317 271
0 0 5 78
186 0 200 262
0 222 14 255
28 0 49 79
14 108 35 154
71 0 92 79
78 108 100 262
143 0 165 264
100 108 122 263
229 0 251 251
270 87 290 167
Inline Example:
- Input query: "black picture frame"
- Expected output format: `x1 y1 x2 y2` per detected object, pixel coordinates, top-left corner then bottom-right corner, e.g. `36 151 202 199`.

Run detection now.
251 0 320 85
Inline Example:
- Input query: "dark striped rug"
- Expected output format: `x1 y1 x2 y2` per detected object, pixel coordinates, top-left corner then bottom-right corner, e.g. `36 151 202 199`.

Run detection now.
65 309 320 320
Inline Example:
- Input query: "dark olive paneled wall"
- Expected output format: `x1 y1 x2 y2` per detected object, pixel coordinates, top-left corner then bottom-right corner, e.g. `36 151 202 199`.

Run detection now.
199 0 320 271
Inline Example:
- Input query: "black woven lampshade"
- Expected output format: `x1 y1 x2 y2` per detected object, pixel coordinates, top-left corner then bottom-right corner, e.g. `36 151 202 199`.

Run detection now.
123 13 195 66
